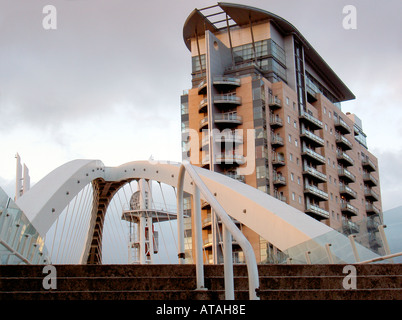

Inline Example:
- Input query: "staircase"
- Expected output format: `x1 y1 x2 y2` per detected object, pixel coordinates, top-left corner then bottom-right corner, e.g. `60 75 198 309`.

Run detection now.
0 264 401 300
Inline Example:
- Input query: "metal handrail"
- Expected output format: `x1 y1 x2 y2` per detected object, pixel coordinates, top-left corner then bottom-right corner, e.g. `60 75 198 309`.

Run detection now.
176 161 260 300
357 252 402 264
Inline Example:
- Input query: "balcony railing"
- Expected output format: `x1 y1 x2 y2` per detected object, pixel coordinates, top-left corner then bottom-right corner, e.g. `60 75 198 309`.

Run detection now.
336 149 354 166
304 184 328 201
269 113 283 127
213 76 241 87
335 133 353 150
271 134 284 146
198 98 208 112
338 167 356 183
214 113 243 125
363 172 378 186
272 152 285 166
302 146 325 164
273 173 286 186
214 94 242 106
216 153 245 165
273 190 286 203
339 184 357 199
303 165 327 182
305 203 329 219
334 116 351 134
342 220 360 234
300 128 324 147
364 187 379 201
362 156 376 172
224 172 245 183
340 200 359 216
268 95 282 109
299 109 323 129
366 203 381 215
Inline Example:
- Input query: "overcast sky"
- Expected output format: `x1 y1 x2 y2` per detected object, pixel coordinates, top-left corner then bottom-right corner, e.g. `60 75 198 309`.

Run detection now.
0 0 401 212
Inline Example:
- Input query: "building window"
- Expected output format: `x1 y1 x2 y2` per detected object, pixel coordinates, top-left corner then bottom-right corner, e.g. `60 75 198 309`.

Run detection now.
292 192 295 201
286 97 289 105
298 196 302 204
288 134 292 142
295 139 298 147
294 120 297 128
289 153 293 161
287 115 290 123
291 173 294 181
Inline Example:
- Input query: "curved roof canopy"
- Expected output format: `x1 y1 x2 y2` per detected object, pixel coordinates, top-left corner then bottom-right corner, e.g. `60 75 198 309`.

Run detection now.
183 2 355 102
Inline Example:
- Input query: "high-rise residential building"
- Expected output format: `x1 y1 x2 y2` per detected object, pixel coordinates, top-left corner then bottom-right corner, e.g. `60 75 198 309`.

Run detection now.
180 3 382 264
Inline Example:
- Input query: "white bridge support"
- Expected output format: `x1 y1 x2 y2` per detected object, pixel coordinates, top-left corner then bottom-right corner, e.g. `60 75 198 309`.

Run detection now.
177 161 258 299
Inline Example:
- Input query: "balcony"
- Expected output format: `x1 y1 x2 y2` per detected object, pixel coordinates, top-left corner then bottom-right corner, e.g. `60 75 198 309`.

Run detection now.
214 113 243 128
364 187 379 202
199 116 209 130
302 165 327 183
214 131 243 145
299 110 323 130
336 149 354 167
216 153 245 166
363 172 378 186
197 78 207 94
302 146 326 165
223 172 245 183
272 152 285 167
214 94 242 109
305 203 329 220
339 184 357 200
362 156 376 172
273 173 286 186
335 133 353 150
268 95 282 109
198 98 208 113
340 200 358 216
269 113 283 128
300 128 324 147
366 202 381 215
197 76 241 95
213 76 241 89
342 220 360 235
304 184 328 201
273 190 287 203
338 167 356 183
271 134 284 147
334 117 352 134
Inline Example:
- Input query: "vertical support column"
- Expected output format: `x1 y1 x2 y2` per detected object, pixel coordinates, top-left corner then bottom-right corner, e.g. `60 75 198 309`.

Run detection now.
348 234 360 262
193 185 205 290
305 251 312 264
378 225 393 263
177 165 186 264
147 217 154 264
325 243 334 264
223 226 234 300
139 214 146 264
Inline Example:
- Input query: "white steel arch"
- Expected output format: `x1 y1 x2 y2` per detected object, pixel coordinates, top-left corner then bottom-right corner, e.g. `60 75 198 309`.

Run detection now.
16 159 331 251
15 159 379 265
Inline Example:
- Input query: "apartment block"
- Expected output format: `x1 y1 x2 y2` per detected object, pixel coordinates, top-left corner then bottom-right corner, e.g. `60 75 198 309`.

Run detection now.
180 3 382 263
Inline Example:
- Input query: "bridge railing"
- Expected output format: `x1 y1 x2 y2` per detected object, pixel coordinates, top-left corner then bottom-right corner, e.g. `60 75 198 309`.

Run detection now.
176 161 260 300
